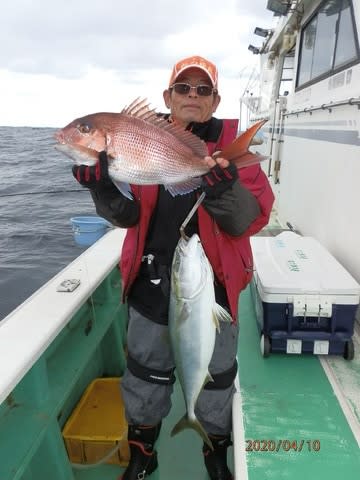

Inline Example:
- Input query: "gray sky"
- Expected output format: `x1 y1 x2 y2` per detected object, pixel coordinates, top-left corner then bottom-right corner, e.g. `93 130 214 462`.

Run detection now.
0 0 274 127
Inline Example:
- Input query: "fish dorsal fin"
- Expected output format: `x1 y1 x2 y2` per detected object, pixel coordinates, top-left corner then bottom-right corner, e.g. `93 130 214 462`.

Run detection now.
121 97 208 158
215 119 268 167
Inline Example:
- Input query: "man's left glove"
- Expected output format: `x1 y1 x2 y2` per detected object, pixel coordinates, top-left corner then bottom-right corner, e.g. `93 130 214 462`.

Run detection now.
72 151 111 189
201 163 238 199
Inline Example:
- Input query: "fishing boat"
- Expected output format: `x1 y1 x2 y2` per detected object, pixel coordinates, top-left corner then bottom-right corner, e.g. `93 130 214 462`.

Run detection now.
245 0 360 282
1 0 360 478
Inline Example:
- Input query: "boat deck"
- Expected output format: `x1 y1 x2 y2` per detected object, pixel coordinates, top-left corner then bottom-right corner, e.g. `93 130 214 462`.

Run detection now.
74 287 360 480
1 226 360 479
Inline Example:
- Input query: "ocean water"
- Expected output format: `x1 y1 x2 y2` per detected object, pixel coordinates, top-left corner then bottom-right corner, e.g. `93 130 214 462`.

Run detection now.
0 126 96 320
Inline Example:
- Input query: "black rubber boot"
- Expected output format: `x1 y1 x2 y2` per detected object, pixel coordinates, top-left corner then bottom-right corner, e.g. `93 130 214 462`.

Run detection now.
120 423 161 480
203 434 233 480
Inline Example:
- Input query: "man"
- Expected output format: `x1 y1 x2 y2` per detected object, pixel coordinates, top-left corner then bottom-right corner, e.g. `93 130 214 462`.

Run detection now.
73 55 274 480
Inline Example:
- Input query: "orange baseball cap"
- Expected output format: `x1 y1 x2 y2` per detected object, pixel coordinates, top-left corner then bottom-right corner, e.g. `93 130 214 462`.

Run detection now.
168 55 218 89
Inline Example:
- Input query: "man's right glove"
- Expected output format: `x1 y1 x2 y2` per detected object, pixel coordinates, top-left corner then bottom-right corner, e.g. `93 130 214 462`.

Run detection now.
72 151 111 189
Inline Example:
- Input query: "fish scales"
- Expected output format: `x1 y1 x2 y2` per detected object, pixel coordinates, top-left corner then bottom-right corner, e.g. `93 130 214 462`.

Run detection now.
54 97 267 196
169 234 232 449
108 115 207 185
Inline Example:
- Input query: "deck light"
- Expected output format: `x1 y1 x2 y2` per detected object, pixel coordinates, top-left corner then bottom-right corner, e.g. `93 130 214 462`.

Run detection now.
248 45 260 54
267 0 290 16
254 27 271 38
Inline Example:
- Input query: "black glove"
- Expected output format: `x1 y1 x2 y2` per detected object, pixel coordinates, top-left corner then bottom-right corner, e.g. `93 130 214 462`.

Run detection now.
201 163 238 199
72 151 111 189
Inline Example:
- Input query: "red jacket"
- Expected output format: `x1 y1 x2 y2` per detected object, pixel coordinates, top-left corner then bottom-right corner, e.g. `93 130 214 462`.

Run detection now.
120 119 274 321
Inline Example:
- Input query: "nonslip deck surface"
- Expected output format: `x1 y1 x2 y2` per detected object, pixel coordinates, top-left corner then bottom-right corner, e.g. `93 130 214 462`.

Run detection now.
74 284 360 479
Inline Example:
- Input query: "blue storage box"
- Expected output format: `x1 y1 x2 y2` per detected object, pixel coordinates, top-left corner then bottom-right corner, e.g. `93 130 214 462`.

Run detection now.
250 232 360 360
70 216 111 246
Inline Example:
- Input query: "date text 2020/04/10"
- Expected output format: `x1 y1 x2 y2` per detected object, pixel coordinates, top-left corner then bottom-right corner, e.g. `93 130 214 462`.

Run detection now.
245 439 321 453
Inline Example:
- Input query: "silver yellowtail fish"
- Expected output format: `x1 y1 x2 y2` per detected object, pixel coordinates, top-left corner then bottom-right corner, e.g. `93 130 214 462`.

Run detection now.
54 98 267 197
169 234 232 449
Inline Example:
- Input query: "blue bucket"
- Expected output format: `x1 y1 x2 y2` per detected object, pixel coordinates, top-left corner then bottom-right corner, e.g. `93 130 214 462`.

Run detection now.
70 216 110 246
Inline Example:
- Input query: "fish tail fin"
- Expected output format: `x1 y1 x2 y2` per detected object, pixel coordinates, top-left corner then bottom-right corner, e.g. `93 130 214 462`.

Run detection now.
171 414 213 450
216 119 268 168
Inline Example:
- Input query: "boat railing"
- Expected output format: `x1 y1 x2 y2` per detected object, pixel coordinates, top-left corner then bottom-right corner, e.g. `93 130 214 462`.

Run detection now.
0 228 127 480
283 96 360 117
0 227 126 405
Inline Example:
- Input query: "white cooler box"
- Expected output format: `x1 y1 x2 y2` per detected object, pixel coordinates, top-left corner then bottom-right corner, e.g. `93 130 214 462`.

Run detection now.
250 232 360 360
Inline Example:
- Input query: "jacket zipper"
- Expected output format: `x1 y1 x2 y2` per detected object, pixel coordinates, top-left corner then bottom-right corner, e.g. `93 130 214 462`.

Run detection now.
123 188 141 300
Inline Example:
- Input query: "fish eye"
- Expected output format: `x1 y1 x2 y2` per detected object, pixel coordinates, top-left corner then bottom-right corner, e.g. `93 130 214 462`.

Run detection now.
78 123 91 134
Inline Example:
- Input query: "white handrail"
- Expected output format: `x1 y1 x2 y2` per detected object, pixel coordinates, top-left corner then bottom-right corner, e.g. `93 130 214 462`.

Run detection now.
0 228 126 405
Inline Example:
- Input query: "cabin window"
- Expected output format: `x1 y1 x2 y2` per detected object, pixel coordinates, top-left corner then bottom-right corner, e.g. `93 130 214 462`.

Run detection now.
296 0 359 88
334 1 357 66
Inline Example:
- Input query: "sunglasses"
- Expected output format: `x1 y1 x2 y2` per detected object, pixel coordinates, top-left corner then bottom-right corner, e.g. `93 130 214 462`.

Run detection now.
170 83 217 97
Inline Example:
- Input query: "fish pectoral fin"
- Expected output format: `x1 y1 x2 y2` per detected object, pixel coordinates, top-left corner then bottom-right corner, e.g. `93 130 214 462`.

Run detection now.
212 312 221 333
112 180 134 200
213 303 232 330
171 414 213 450
178 303 191 325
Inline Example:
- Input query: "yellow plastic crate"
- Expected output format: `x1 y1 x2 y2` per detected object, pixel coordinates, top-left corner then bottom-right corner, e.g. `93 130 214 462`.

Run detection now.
62 377 130 466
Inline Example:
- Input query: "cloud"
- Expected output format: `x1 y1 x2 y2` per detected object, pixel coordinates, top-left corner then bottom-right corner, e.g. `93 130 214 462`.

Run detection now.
1 0 273 76
0 0 274 126
1 0 220 76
